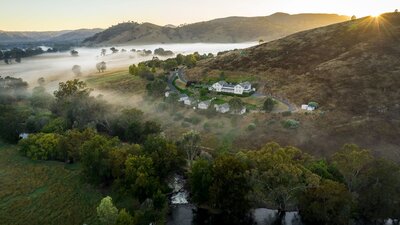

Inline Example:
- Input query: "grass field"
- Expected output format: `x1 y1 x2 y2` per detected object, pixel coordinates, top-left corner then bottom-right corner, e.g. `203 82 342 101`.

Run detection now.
85 69 147 94
0 143 103 225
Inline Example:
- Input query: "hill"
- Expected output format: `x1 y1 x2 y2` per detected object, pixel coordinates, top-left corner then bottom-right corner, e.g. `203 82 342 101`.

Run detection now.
82 13 349 45
186 13 400 158
0 28 103 45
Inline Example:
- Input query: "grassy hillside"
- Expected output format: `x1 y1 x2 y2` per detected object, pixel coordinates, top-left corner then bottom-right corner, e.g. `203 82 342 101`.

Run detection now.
186 13 400 159
0 143 102 225
83 13 349 45
190 13 400 117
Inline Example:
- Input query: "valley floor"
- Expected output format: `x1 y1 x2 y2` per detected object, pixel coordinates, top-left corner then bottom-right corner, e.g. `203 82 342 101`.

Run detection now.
0 143 102 225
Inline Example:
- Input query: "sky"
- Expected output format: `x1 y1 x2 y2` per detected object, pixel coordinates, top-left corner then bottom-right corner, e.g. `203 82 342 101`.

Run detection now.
0 0 398 31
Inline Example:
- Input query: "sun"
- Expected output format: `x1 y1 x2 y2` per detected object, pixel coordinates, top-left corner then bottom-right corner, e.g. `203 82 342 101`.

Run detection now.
371 12 381 18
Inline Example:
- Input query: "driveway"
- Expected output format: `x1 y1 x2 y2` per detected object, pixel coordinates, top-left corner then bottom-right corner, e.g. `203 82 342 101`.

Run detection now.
251 92 298 112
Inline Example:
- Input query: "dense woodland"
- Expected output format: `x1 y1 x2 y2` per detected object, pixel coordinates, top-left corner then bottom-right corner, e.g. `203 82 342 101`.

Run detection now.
0 74 399 225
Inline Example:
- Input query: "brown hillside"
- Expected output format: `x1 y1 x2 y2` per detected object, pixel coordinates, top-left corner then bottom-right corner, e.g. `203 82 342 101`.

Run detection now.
83 13 349 45
187 13 400 159
191 13 400 117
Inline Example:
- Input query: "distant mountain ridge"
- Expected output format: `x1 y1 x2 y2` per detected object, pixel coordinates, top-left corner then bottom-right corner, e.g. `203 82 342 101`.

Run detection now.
82 13 350 45
0 28 103 44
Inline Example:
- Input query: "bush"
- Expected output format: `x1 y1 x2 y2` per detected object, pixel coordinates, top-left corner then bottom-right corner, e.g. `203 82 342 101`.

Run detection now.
282 111 292 117
247 123 256 131
282 119 300 129
19 133 62 160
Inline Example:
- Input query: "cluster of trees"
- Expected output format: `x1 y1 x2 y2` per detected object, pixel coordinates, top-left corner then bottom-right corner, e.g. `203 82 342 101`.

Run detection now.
0 47 45 64
189 142 400 225
137 52 213 71
153 48 173 56
128 62 166 97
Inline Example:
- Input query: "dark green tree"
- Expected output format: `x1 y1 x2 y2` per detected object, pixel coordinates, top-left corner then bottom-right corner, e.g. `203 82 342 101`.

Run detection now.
298 180 353 225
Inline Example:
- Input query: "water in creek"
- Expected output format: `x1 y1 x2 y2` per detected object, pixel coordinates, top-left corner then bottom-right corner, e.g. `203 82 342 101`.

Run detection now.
167 175 303 225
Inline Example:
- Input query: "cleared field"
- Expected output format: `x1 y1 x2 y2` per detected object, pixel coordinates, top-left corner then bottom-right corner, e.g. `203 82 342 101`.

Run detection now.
85 69 147 94
0 143 102 225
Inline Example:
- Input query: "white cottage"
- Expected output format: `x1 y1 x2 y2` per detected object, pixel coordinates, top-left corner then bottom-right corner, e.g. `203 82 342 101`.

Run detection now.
184 97 196 106
215 103 230 113
198 100 212 109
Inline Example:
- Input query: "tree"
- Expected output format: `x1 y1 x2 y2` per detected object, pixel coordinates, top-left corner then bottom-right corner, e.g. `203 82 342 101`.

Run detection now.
351 15 357 20
189 159 213 204
228 97 244 114
116 209 134 225
97 61 107 72
179 130 201 167
259 39 264 44
332 144 373 192
209 155 251 216
70 50 79 56
396 9 399 13
80 134 119 184
357 159 400 224
101 49 107 56
246 143 318 213
72 65 82 76
162 59 178 71
146 79 166 97
298 180 353 225
37 77 45 86
263 97 276 112
110 47 119 54
143 136 184 179
53 79 91 100
97 196 118 225
31 86 54 109
125 155 159 202
128 64 138 76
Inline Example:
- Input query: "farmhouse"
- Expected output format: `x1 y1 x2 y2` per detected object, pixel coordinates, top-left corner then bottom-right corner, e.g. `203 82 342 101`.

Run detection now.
209 81 254 95
198 100 212 109
214 103 230 113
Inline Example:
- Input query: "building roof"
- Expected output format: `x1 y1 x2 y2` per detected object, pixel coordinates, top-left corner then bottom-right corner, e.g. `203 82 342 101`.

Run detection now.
238 81 251 89
199 100 212 106
218 103 230 110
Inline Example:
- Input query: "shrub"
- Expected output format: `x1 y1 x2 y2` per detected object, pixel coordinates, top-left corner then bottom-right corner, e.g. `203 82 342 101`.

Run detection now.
247 123 256 131
282 119 300 129
282 111 292 117
308 102 319 108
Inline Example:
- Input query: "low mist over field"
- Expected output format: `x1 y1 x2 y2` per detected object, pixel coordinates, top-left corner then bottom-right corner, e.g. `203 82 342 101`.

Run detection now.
0 42 255 89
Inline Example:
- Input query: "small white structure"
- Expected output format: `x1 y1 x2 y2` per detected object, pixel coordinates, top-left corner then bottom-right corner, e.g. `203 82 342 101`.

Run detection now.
198 100 212 110
19 133 29 139
237 107 247 115
307 106 316 111
215 103 230 113
210 81 253 95
302 103 316 111
165 91 171 97
178 94 189 102
184 97 196 106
